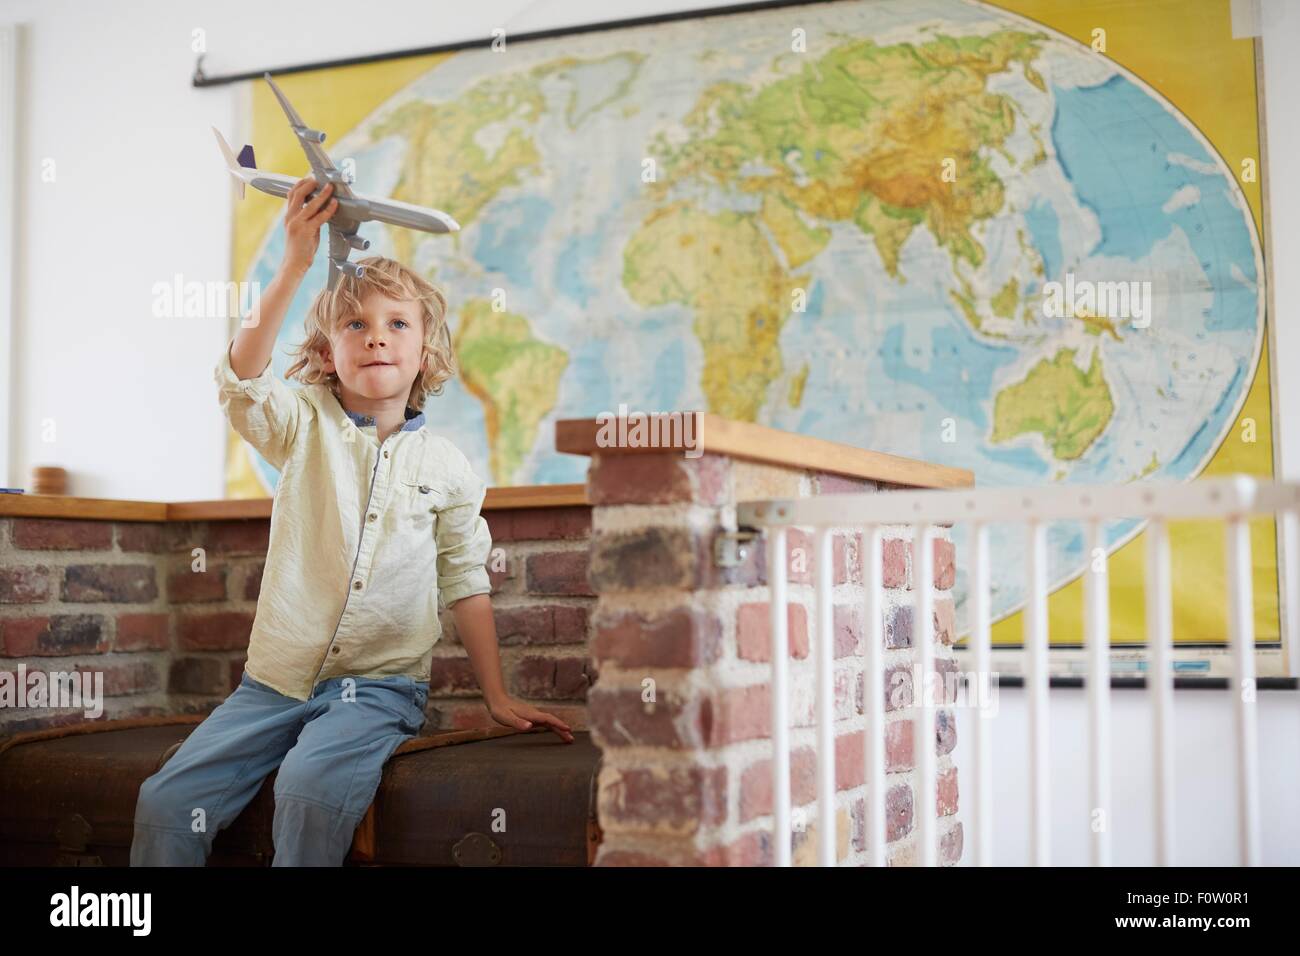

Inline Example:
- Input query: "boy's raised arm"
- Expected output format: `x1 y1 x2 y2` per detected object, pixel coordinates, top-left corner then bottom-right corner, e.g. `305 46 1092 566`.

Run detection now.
229 177 337 379
215 177 339 471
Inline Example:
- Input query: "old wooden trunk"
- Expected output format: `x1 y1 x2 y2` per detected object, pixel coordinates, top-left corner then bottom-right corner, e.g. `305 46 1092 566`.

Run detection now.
0 717 602 866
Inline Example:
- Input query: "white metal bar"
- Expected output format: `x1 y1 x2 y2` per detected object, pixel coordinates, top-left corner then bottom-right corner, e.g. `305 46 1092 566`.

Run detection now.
737 476 1265 528
767 526 792 867
1146 518 1175 866
970 523 992 867
1084 519 1111 867
914 525 936 866
862 525 886 866
1026 520 1050 866
814 526 836 866
1224 516 1261 866
0 25 17 487
1283 509 1300 679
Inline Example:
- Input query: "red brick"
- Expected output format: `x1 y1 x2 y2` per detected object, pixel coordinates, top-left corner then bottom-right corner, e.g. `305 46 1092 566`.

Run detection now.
886 718 914 771
886 783 913 842
75 660 161 696
115 613 170 652
427 656 481 695
704 684 770 747
937 708 957 755
784 529 812 584
835 730 865 790
833 604 861 658
486 506 591 542
242 562 265 601
204 520 270 556
885 663 912 712
932 538 956 590
938 767 959 816
486 551 513 593
941 821 964 865
2 614 109 656
832 531 860 585
740 746 817 823
599 764 727 832
12 519 111 550
167 565 228 603
62 565 157 603
814 473 878 495
587 448 724 506
885 604 912 649
934 598 956 645
588 527 699 592
595 604 721 667
525 550 594 596
882 538 907 588
429 700 497 731
702 829 773 866
736 601 808 662
176 611 252 651
0 566 52 603
115 523 167 553
491 604 588 646
511 655 593 699
588 686 705 749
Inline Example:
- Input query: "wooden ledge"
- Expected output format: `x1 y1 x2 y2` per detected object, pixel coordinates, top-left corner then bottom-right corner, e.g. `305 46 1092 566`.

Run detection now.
556 412 974 490
0 483 589 522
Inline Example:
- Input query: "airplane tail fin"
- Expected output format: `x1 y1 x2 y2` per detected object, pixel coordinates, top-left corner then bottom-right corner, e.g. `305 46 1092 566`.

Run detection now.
212 126 248 201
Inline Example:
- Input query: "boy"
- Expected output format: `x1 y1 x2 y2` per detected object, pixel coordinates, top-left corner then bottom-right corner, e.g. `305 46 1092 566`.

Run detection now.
131 176 572 867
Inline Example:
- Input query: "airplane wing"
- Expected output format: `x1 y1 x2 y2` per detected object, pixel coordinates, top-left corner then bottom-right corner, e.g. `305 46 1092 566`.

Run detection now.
263 72 356 201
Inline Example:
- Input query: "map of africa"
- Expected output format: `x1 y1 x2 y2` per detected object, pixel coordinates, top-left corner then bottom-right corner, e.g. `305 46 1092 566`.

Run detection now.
242 0 1266 626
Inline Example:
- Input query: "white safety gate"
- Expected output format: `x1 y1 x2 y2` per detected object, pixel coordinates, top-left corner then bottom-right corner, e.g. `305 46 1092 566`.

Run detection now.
736 476 1300 867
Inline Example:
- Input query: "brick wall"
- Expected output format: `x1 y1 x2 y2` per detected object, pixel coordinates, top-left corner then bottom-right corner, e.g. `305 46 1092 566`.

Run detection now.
0 506 596 736
583 451 963 866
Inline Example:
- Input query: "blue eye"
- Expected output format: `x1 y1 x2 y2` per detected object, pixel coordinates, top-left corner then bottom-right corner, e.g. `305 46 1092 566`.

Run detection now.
392 319 409 329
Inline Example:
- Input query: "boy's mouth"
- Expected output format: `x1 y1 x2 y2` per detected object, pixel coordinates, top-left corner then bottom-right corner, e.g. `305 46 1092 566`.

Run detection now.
361 361 394 367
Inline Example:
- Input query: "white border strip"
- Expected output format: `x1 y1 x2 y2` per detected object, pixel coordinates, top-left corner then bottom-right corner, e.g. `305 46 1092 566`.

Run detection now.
0 24 18 488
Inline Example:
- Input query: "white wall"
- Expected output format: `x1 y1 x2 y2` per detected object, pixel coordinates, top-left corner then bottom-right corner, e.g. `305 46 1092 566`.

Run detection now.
1 0 1297 864
0 0 1295 498
952 687 1300 865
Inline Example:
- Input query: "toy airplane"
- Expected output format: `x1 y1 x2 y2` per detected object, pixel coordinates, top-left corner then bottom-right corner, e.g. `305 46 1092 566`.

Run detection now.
213 71 459 289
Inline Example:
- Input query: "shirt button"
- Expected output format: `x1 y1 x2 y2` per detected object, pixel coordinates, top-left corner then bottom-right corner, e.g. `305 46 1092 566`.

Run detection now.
331 646 340 655
353 580 363 590
383 450 389 458
367 512 377 522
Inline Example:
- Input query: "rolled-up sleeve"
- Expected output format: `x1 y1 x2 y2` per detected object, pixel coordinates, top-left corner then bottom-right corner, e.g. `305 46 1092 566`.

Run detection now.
436 452 494 611
214 339 312 471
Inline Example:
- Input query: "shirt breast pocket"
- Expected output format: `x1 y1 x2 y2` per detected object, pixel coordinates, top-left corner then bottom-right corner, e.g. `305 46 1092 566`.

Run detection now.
398 470 444 533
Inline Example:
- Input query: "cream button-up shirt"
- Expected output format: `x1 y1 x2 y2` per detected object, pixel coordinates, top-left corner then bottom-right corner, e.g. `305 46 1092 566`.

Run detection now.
215 340 493 701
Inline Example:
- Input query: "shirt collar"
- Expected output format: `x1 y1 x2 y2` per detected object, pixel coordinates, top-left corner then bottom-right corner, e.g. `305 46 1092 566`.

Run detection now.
342 404 425 432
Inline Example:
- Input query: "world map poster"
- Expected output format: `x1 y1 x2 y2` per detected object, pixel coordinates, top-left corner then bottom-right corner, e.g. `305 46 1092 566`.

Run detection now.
222 0 1279 671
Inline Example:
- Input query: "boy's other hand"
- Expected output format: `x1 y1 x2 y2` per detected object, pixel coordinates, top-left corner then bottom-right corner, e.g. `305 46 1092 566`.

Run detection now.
281 176 338 279
486 694 575 743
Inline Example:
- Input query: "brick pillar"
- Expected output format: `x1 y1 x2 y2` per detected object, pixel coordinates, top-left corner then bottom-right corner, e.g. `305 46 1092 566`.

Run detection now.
584 449 962 866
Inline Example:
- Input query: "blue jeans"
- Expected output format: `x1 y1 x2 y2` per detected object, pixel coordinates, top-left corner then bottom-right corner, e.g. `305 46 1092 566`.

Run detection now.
131 671 429 866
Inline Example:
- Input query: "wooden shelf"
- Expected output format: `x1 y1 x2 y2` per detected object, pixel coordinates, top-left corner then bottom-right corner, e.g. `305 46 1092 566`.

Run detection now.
556 412 974 489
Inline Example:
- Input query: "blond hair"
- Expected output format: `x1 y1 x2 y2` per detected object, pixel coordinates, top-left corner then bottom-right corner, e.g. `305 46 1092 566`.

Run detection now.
285 256 456 411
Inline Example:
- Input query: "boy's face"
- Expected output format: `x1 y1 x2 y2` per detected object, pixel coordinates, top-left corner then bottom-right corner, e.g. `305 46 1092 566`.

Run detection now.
321 290 425 403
